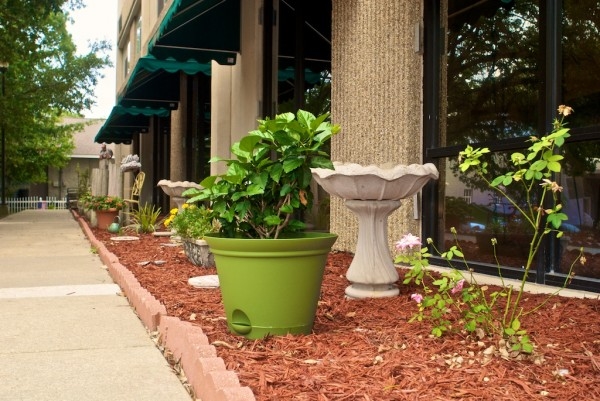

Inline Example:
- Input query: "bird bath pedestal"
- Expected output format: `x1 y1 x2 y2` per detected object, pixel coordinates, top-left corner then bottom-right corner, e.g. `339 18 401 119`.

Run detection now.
344 199 402 298
311 162 439 299
157 180 201 212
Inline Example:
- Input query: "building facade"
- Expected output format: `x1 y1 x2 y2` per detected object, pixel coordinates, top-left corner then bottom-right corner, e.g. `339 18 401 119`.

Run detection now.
99 0 600 292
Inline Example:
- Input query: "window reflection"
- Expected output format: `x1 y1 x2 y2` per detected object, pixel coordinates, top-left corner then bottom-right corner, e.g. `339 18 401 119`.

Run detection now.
434 0 600 288
445 0 540 146
440 143 600 278
558 141 600 279
563 0 600 128
442 156 535 269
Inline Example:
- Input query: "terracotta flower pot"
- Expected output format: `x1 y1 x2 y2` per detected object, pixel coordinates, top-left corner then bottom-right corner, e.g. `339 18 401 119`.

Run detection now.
95 209 119 230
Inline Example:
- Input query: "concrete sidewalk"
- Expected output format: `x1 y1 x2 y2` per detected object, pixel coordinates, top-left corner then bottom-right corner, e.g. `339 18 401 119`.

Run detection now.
0 210 192 401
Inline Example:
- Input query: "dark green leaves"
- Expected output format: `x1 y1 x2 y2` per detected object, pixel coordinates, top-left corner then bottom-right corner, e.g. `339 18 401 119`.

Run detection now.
194 110 340 238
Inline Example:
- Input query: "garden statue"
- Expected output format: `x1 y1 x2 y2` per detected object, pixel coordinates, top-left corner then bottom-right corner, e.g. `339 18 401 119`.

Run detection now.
99 143 113 159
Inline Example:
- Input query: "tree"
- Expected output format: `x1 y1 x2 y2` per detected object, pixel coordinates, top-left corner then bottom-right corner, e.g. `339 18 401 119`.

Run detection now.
0 0 111 192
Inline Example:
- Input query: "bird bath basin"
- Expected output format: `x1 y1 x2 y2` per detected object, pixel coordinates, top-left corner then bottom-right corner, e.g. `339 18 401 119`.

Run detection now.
157 179 202 212
311 162 439 298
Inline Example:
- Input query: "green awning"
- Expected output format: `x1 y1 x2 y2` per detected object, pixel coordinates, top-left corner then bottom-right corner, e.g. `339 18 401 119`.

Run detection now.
95 105 171 144
148 0 240 65
96 55 213 143
119 55 211 109
277 67 323 85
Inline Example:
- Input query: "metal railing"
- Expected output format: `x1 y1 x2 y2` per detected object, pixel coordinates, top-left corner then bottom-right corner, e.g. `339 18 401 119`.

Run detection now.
5 196 68 214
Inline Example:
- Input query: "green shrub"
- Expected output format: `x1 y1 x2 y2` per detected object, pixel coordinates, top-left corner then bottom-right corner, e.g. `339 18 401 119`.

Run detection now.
130 203 161 233
164 204 218 239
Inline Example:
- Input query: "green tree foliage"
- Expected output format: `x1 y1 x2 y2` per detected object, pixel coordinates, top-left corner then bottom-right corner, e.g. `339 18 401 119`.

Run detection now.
0 0 111 191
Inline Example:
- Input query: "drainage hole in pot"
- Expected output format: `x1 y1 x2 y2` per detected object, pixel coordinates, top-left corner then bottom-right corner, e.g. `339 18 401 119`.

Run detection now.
231 309 251 335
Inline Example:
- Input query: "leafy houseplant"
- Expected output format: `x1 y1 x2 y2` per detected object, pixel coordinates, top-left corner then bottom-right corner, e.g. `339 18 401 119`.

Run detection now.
83 195 126 230
78 190 92 214
398 105 584 357
185 110 340 238
184 110 340 339
129 203 161 234
84 195 126 211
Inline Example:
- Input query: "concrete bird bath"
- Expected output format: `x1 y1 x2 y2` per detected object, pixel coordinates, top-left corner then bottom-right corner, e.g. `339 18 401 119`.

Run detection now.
311 162 439 299
157 179 202 212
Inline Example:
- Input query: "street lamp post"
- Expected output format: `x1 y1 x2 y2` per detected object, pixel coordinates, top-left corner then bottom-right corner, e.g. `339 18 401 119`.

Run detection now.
0 61 8 217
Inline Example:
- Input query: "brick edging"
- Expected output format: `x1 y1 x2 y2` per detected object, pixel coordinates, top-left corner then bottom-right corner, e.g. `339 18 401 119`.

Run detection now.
72 210 256 401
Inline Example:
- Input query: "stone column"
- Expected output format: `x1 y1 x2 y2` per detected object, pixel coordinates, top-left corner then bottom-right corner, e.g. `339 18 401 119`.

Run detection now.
330 0 424 252
211 0 263 176
170 72 186 183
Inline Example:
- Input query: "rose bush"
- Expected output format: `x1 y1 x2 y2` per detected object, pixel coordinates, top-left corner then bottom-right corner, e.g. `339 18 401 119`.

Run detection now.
397 106 585 357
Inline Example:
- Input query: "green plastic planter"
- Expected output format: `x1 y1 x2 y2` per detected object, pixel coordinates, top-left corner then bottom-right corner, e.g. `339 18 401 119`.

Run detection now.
204 232 338 339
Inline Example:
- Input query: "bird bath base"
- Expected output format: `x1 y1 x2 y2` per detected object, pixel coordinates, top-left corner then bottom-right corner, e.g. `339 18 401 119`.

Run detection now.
346 283 399 299
172 196 187 212
344 199 401 299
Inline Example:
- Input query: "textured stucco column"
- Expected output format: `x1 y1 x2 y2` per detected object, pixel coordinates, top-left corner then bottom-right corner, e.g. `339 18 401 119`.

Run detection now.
170 73 187 183
331 0 424 252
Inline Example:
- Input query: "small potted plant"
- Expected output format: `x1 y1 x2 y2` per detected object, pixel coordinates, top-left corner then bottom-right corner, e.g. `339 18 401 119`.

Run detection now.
84 195 126 230
77 190 92 219
184 109 340 339
164 203 218 267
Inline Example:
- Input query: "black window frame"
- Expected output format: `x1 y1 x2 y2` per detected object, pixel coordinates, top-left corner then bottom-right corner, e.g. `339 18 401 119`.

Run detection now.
422 0 600 293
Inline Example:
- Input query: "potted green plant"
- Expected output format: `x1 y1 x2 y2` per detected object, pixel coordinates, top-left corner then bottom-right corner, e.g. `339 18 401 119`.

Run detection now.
164 203 218 267
185 110 340 339
77 190 92 218
84 195 126 230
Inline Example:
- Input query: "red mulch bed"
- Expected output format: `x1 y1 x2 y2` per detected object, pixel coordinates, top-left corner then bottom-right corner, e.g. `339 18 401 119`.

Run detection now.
90 227 600 401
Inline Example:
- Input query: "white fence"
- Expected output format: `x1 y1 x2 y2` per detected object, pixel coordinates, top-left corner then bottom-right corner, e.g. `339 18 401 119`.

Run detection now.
6 196 68 214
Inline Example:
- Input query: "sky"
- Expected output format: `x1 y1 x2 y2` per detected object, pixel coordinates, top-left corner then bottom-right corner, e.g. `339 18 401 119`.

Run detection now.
67 1 117 119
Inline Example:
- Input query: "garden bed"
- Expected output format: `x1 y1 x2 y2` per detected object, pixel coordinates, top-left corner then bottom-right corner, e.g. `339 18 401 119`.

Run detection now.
91 227 600 401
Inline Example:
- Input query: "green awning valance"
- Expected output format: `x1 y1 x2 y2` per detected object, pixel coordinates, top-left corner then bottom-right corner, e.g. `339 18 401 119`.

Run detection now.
277 67 323 85
148 0 240 65
136 55 212 75
119 55 211 109
111 105 170 118
96 54 213 143
95 105 171 144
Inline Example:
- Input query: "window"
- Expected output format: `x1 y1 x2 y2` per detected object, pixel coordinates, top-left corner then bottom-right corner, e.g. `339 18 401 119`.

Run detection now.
424 0 600 291
463 189 472 204
135 16 142 59
123 41 131 78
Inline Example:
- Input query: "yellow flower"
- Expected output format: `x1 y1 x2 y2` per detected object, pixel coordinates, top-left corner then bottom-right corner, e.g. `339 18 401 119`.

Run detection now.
557 105 573 116
182 203 190 209
169 208 178 215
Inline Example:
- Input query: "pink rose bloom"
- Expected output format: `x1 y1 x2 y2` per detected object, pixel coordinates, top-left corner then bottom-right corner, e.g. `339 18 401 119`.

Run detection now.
410 293 423 303
395 233 422 251
451 279 465 294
